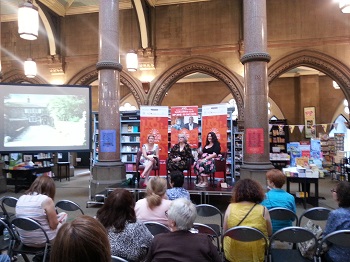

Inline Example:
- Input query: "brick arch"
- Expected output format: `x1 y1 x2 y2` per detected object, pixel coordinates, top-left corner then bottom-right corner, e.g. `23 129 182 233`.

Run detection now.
148 56 245 120
268 49 350 102
67 65 147 107
1 69 47 84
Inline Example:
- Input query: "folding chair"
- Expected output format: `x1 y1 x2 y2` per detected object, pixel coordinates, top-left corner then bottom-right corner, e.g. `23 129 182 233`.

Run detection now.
55 200 84 215
196 204 223 238
1 196 18 222
298 207 332 227
0 218 15 259
111 255 129 262
315 229 350 262
192 223 220 251
144 221 170 236
269 226 318 262
11 217 51 262
222 226 268 261
269 207 299 228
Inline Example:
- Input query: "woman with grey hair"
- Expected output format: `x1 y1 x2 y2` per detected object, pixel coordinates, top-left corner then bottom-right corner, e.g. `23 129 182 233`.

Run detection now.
167 134 193 172
145 198 221 262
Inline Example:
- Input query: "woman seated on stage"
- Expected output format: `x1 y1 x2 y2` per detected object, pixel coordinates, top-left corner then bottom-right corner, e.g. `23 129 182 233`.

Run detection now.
167 134 193 172
96 188 153 261
135 176 172 225
140 134 159 186
223 178 272 262
145 198 221 262
194 132 221 188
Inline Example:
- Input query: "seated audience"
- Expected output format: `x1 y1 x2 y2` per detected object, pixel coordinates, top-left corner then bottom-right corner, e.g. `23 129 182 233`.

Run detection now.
15 176 67 247
96 188 153 261
223 178 272 262
323 181 350 262
261 169 296 233
146 198 221 262
135 176 172 225
166 170 190 200
167 134 193 172
50 215 111 262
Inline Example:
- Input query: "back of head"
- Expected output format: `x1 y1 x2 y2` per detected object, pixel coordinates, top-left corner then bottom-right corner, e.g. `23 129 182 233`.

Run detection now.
146 176 167 209
232 178 265 203
50 215 111 262
170 170 184 187
336 181 350 208
27 176 56 199
266 169 286 188
168 198 196 231
96 188 136 231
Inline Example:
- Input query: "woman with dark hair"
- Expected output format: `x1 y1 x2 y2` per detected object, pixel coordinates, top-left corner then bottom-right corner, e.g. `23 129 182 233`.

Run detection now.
96 188 153 261
194 132 221 187
223 178 272 262
135 176 172 225
50 215 111 262
16 176 67 248
323 181 350 262
167 133 193 172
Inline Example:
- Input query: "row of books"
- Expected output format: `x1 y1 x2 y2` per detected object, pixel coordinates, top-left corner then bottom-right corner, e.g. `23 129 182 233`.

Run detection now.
121 135 140 142
121 154 137 162
121 146 139 152
121 124 140 133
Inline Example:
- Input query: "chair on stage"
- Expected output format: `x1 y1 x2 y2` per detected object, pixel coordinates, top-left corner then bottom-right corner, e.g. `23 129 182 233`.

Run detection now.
135 151 160 182
144 221 170 236
166 156 193 183
195 152 227 186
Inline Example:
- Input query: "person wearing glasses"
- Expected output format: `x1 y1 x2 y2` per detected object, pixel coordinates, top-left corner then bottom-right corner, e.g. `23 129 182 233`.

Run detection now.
323 181 350 262
146 198 221 262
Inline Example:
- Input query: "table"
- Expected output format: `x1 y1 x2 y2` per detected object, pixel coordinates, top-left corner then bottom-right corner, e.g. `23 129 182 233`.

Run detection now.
286 177 319 209
56 162 70 182
2 167 52 193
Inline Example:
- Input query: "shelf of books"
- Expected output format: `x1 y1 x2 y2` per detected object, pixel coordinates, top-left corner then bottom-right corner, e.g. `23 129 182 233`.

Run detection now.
233 132 244 178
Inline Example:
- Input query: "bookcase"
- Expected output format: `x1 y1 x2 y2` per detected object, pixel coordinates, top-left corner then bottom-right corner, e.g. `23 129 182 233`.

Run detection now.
269 119 289 169
91 112 99 165
233 132 244 178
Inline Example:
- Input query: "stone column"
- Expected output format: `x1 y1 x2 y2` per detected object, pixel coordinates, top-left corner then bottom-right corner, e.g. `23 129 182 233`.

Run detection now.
240 0 273 184
92 0 125 197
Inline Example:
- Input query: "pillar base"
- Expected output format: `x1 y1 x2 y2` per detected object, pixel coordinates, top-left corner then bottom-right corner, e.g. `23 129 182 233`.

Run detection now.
240 162 274 185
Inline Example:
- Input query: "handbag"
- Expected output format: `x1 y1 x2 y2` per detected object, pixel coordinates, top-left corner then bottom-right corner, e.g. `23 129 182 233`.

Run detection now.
297 220 323 260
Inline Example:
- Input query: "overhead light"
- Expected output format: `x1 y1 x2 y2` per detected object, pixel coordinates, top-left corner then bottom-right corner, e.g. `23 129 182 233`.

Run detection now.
333 80 340 89
339 0 350 13
24 58 37 78
18 1 39 40
126 51 138 72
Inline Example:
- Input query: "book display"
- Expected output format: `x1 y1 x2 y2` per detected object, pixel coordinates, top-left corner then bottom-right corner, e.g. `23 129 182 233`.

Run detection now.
233 132 244 177
269 119 290 169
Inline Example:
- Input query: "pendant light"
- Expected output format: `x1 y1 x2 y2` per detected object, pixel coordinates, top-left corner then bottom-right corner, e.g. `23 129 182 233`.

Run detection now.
18 0 39 40
24 58 37 78
339 0 350 13
126 2 138 71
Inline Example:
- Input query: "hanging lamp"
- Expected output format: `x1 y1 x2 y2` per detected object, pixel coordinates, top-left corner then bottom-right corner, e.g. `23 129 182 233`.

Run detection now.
24 58 37 78
18 0 39 40
126 50 138 72
339 0 350 13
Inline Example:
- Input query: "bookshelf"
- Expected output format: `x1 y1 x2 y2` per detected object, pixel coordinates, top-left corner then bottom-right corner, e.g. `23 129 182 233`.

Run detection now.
91 112 99 165
269 119 289 169
233 132 244 178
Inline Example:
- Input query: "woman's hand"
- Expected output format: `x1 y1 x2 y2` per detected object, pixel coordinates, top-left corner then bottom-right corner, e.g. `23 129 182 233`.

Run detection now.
173 157 181 162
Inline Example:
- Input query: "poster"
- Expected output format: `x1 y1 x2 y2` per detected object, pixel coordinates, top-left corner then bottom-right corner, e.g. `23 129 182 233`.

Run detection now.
304 107 316 138
140 106 169 175
246 128 264 154
170 106 199 148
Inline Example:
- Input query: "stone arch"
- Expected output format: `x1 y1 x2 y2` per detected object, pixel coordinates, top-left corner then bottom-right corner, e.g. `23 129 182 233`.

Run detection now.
67 64 147 107
2 69 47 84
268 49 350 102
148 56 245 120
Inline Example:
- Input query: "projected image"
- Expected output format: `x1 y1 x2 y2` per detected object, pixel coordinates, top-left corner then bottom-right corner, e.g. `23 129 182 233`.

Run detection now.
0 84 91 152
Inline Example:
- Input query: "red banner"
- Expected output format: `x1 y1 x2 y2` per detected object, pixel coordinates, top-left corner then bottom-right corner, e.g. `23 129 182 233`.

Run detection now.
140 106 169 175
170 106 199 148
246 128 264 154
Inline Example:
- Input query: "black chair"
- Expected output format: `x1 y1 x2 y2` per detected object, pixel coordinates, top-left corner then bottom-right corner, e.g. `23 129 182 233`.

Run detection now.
298 207 332 227
195 204 223 238
0 218 15 259
166 156 193 183
269 226 318 262
135 151 160 182
315 229 350 262
144 221 170 236
269 207 299 227
1 196 18 222
11 217 51 262
55 200 84 215
196 152 227 185
192 223 220 251
111 255 129 262
222 226 268 261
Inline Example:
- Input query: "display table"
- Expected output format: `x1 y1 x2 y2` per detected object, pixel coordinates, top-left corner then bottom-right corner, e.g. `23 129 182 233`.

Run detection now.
285 177 319 209
2 167 52 193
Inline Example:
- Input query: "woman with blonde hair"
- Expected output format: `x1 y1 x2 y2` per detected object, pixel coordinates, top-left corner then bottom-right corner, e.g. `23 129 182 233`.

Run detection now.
167 133 193 172
135 176 172 225
140 134 159 186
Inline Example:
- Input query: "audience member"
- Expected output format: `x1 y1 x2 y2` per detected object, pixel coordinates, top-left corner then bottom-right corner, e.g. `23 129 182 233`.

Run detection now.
140 134 159 186
50 215 110 262
96 188 153 261
223 178 272 262
146 198 221 262
166 170 190 200
323 181 350 262
0 255 10 262
15 176 67 247
135 177 172 225
167 134 193 172
261 169 296 233
194 132 221 188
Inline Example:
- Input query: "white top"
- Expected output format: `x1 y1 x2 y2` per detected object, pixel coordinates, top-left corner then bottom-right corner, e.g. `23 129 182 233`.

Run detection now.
134 198 172 225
